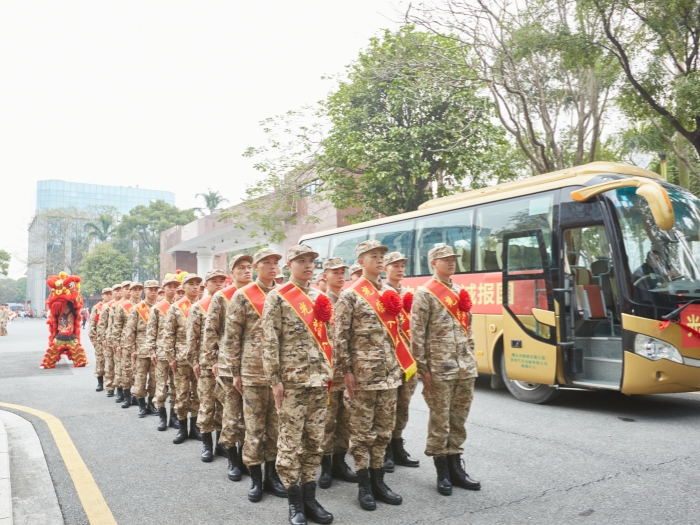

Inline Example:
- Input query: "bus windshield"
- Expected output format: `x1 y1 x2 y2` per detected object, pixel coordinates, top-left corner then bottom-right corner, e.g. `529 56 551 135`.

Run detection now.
610 185 700 303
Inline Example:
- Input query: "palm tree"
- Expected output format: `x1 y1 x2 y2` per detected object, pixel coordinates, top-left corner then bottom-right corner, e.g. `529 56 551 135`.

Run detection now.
84 214 116 244
195 190 230 216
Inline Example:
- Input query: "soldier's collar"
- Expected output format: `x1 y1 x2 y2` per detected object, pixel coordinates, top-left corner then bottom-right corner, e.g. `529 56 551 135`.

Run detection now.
290 277 311 292
386 282 402 293
255 278 276 292
433 275 454 286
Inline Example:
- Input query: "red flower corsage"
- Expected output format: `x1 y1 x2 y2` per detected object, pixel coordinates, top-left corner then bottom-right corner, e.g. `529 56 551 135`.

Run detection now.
459 289 472 313
380 289 403 317
402 291 414 313
315 293 333 323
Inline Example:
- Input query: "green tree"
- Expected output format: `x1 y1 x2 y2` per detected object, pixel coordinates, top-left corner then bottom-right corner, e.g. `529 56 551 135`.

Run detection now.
77 243 133 297
116 201 196 279
0 250 9 277
195 190 229 216
0 277 26 303
84 214 116 243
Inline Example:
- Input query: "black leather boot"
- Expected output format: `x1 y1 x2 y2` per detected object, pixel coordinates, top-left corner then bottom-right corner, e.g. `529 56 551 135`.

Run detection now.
302 481 333 524
214 431 228 457
147 396 159 415
172 419 188 444
238 445 249 475
248 464 263 502
157 407 167 431
434 456 452 496
356 469 375 511
369 467 402 505
96 376 104 392
201 432 214 462
115 387 124 403
263 461 287 497
383 443 395 473
447 455 481 490
227 447 242 481
131 394 138 406
137 397 148 418
121 389 132 408
106 390 114 397
168 405 179 429
189 417 202 441
392 438 419 467
287 484 306 525
331 452 357 483
318 455 332 489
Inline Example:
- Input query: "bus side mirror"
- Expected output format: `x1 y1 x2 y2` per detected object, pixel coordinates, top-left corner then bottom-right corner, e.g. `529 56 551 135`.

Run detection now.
570 177 675 231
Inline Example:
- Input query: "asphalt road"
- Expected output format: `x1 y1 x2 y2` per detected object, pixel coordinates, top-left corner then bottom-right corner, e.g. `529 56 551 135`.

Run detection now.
1 320 699 525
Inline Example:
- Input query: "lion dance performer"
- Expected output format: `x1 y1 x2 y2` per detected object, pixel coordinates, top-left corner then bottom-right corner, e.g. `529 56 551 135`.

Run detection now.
40 271 89 369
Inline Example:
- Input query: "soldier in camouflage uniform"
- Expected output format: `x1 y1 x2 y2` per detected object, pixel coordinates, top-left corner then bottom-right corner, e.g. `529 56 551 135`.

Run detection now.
335 239 403 511
410 245 481 496
0 305 8 336
110 281 131 403
204 254 252 482
147 275 179 431
97 283 122 397
90 287 112 392
383 251 420 471
262 244 334 525
348 263 362 283
224 248 286 502
318 257 357 490
113 282 141 408
123 280 159 417
189 269 226 462
165 272 203 444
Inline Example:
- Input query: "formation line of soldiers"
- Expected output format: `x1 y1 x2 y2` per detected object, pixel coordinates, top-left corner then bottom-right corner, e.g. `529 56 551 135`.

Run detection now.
88 240 480 525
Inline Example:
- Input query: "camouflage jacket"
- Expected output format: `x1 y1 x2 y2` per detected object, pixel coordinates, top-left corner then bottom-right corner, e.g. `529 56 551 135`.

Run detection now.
109 300 134 349
145 299 174 361
334 277 402 391
202 286 237 373
95 301 113 343
222 280 275 387
122 301 154 358
386 282 408 297
326 289 345 392
185 300 209 368
163 298 192 365
262 278 332 389
88 302 103 342
410 276 477 381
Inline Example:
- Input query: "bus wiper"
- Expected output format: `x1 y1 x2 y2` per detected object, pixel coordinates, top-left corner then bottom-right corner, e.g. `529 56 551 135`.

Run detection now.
661 299 700 321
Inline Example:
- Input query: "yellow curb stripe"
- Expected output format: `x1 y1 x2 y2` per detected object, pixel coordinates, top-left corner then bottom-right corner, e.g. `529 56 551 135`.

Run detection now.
0 402 117 525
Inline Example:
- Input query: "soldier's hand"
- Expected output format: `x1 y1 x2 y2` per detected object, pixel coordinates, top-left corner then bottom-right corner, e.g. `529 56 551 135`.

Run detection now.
150 353 157 366
131 352 137 365
344 372 356 400
193 363 200 381
272 382 284 408
233 376 242 396
421 371 433 394
116 346 122 356
169 360 177 374
212 363 219 377
102 341 107 349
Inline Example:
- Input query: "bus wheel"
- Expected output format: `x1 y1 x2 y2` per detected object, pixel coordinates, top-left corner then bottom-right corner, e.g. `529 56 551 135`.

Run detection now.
500 353 560 404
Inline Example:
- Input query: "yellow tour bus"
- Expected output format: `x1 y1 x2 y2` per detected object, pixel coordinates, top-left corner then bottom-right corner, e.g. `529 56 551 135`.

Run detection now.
299 161 700 403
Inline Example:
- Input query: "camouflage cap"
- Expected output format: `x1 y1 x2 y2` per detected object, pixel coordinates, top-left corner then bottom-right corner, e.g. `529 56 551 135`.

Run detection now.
182 273 202 285
121 281 132 288
101 287 112 294
205 269 227 282
287 244 318 262
428 245 457 261
356 239 388 257
229 254 253 271
384 251 408 266
322 257 348 271
130 282 144 289
253 247 282 265
315 274 327 283
349 263 362 276
112 284 123 290
144 280 159 288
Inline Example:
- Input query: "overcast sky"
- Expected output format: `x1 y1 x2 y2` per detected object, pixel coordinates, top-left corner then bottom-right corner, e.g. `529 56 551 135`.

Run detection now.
0 1 404 278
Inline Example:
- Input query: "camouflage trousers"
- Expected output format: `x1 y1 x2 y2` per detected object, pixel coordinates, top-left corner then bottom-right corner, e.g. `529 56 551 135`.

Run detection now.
393 373 418 439
322 389 351 455
276 386 327 488
216 376 245 449
196 369 222 434
173 362 200 420
0 321 7 336
154 359 175 409
422 377 475 457
345 388 398 470
132 357 156 399
114 347 122 390
242 384 278 466
104 345 116 391
93 338 105 377
119 349 134 389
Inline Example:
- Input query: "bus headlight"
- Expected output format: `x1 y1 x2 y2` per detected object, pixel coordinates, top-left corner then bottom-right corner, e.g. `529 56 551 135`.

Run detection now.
634 335 683 364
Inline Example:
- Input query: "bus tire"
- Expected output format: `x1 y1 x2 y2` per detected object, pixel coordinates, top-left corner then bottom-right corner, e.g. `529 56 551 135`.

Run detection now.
500 353 560 404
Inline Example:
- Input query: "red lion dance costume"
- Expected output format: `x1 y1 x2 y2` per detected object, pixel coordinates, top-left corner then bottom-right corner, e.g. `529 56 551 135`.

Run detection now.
40 272 89 369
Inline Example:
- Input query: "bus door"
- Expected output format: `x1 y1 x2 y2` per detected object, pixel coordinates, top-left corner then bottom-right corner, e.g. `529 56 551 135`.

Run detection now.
501 230 559 386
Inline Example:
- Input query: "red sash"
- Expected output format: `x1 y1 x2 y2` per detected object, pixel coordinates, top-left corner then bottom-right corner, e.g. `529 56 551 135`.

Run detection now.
94 302 104 323
278 282 333 371
401 307 411 343
351 277 417 380
198 296 212 314
221 284 238 303
155 299 171 317
421 278 469 335
136 301 151 323
122 301 134 314
176 297 192 319
240 282 267 318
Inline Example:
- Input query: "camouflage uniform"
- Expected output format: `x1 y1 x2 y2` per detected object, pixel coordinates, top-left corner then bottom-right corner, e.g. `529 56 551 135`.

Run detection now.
146 298 175 409
96 294 117 391
110 299 135 390
89 300 106 377
410 275 477 457
262 277 331 488
164 298 201 420
223 279 277 466
123 299 156 399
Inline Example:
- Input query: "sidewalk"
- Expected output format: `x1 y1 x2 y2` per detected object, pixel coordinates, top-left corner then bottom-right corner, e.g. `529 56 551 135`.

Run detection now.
0 410 63 525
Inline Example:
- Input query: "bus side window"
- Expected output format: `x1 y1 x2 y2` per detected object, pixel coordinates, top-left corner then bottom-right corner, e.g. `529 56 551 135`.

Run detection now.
414 209 474 276
328 228 369 270
369 220 415 277
304 236 330 273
